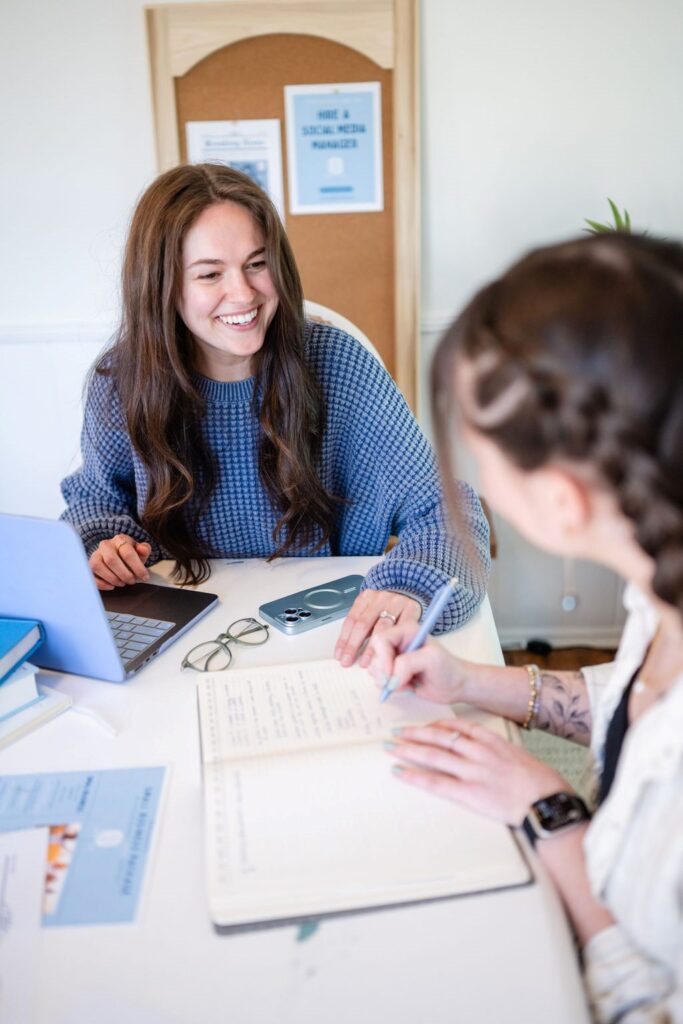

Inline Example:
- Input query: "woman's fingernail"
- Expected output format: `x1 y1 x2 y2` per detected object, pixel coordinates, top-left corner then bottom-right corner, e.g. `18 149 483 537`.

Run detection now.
383 740 397 751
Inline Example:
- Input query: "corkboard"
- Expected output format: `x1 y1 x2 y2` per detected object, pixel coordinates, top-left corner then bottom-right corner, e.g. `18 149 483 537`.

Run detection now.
175 34 395 376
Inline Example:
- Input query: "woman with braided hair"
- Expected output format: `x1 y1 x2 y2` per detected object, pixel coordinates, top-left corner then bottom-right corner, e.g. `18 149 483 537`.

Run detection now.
369 233 683 1021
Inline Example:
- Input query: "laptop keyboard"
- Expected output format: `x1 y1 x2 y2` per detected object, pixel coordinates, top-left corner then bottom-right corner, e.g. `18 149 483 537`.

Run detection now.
106 612 176 666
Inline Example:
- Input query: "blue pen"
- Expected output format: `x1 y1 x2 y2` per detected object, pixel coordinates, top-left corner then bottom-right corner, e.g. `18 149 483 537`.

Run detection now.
379 576 459 703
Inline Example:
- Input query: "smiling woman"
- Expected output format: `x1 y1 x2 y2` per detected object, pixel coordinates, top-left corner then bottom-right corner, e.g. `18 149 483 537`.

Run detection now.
60 163 491 663
178 202 280 380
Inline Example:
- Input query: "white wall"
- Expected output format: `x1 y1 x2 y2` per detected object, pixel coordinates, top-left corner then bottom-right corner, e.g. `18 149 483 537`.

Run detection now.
0 0 159 513
0 0 156 324
420 0 683 320
419 0 683 644
2 0 682 643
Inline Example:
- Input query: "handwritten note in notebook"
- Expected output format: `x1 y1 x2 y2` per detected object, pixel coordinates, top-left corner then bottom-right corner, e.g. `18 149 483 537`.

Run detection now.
200 658 453 760
197 659 531 930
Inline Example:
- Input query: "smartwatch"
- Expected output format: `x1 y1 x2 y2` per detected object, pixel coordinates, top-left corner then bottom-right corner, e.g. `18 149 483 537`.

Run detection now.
522 792 591 846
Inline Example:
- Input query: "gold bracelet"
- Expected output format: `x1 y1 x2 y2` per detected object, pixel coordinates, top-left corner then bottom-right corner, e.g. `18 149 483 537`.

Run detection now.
522 663 542 730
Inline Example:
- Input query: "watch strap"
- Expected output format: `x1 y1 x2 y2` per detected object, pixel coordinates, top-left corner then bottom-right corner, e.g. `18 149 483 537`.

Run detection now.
522 816 540 847
522 792 591 847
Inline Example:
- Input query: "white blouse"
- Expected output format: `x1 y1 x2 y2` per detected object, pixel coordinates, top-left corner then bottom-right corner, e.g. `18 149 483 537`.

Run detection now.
581 584 683 1023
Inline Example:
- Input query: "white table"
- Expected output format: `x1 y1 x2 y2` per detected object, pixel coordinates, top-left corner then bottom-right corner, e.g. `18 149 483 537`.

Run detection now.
1 557 590 1024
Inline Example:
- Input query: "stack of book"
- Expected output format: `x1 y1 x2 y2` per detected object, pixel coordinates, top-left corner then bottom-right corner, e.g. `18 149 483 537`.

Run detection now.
0 618 71 750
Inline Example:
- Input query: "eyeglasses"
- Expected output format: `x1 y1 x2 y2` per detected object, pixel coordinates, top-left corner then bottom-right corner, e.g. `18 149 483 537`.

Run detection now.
181 617 270 672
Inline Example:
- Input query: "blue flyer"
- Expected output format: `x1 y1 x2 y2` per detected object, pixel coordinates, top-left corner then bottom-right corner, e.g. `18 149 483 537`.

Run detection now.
0 766 166 926
285 82 383 214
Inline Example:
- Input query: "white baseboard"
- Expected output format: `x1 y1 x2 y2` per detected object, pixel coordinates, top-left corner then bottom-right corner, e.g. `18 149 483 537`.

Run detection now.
0 322 113 346
497 624 624 650
420 313 454 335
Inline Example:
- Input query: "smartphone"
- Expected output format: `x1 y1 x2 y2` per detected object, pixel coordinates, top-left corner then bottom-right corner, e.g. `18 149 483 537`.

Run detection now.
258 574 365 635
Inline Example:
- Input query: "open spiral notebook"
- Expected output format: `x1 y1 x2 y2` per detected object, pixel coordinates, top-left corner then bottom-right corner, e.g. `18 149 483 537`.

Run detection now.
196 659 532 931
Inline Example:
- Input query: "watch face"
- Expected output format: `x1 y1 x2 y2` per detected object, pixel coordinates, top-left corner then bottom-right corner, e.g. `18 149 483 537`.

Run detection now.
532 793 589 833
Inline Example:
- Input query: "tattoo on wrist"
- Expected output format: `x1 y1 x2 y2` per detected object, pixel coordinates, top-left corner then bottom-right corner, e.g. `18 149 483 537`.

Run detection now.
536 671 591 744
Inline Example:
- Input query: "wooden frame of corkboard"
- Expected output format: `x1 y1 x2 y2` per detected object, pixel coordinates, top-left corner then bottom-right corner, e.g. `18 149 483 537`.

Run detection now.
145 0 420 409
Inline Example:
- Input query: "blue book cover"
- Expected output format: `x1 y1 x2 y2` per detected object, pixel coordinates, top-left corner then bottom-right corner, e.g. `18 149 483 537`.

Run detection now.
0 618 44 684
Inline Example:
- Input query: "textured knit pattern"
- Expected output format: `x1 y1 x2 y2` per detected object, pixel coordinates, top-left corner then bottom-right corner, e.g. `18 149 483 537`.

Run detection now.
61 323 490 631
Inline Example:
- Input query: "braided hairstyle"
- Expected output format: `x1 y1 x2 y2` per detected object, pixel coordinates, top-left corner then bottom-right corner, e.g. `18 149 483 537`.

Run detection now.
432 233 683 618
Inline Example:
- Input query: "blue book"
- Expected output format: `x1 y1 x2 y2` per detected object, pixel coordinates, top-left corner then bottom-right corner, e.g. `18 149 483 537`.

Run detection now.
0 618 44 684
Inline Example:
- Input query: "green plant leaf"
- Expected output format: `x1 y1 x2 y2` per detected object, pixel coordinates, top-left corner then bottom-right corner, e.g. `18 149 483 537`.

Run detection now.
584 218 611 233
585 200 633 234
608 198 624 230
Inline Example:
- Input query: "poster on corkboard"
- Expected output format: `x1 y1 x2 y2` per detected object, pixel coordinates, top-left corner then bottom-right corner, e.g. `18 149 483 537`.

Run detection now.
285 82 383 215
186 118 285 220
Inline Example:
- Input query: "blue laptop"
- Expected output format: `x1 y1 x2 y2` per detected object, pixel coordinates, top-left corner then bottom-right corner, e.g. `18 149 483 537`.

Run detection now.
0 514 219 682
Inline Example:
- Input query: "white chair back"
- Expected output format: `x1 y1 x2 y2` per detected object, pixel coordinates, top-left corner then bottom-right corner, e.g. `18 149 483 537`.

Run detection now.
304 300 385 368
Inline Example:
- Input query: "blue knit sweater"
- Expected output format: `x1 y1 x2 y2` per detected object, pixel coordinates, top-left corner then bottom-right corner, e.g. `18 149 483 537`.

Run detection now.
61 323 490 630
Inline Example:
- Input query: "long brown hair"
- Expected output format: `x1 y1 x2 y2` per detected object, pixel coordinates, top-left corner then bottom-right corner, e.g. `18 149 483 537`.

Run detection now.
432 233 683 618
98 163 340 583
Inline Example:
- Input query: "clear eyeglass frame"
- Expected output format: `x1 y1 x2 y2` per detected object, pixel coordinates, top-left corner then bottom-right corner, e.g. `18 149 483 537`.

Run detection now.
181 617 270 672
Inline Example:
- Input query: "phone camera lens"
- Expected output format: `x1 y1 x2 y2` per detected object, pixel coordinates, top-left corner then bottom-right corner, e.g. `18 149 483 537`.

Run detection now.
298 610 311 617
284 614 299 623
284 607 298 614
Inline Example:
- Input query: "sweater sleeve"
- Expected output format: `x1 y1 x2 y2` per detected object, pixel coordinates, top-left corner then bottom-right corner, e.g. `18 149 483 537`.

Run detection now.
583 924 679 1023
329 333 490 631
60 370 164 562
365 476 491 632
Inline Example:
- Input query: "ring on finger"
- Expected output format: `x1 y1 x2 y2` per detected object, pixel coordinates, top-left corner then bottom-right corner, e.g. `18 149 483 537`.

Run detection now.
115 539 131 554
448 730 462 750
378 610 398 625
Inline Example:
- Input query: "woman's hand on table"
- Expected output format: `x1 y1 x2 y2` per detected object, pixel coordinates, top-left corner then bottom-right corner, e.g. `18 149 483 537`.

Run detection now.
386 716 569 826
334 589 421 668
89 534 152 590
